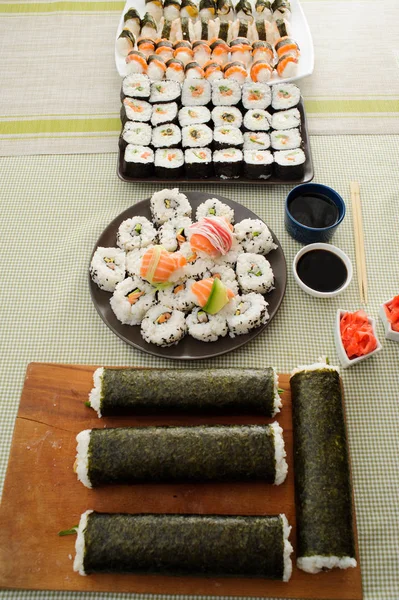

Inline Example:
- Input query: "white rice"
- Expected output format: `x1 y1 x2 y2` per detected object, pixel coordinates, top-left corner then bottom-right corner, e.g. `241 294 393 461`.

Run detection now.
291 359 340 378
271 128 301 151
181 79 211 106
141 304 187 346
179 241 214 279
214 125 243 148
243 132 271 151
125 247 152 278
178 106 211 127
90 247 126 292
121 121 152 146
227 292 269 337
122 98 152 122
272 368 282 416
152 123 181 148
182 124 213 148
212 240 243 268
186 307 228 342
211 106 243 128
270 421 288 485
150 102 178 126
270 108 301 130
122 73 151 99
274 148 306 167
75 430 92 489
242 82 271 110
150 188 192 225
110 276 157 325
297 555 357 574
236 253 274 294
243 109 271 132
117 216 157 251
196 198 234 223
158 216 192 252
271 83 301 110
280 514 294 582
158 279 197 312
211 79 241 106
234 218 277 255
149 80 181 103
88 367 103 417
73 509 93 576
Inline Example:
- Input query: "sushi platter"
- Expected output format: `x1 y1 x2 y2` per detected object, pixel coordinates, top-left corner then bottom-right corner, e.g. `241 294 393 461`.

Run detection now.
89 191 287 359
0 362 362 597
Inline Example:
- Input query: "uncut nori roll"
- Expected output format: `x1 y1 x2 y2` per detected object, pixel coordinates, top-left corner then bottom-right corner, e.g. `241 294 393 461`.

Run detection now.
75 422 287 487
88 366 282 417
290 361 357 574
74 511 293 580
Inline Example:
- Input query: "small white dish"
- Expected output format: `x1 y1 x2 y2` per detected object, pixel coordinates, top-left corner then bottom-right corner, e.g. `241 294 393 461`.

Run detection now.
334 309 382 368
379 299 399 342
293 243 353 298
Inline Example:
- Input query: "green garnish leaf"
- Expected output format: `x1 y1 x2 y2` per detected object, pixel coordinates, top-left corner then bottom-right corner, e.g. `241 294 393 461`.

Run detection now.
58 526 78 536
84 401 91 407
278 387 285 394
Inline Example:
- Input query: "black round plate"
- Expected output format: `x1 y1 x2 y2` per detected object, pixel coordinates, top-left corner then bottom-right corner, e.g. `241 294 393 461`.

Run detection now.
89 192 287 360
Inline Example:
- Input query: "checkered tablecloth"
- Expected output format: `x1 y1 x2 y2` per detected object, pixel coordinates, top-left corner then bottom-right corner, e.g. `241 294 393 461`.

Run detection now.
0 135 399 599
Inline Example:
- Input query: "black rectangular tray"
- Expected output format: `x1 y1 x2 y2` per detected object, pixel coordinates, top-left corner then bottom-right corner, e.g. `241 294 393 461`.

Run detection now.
117 98 313 186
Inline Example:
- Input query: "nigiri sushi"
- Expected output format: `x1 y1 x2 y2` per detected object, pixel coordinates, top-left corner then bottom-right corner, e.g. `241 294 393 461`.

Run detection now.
199 0 217 22
145 0 164 23
141 13 159 39
137 38 156 58
123 8 141 38
126 51 148 74
116 29 136 57
181 0 199 19
235 0 253 23
255 0 272 22
191 277 235 313
164 0 181 21
217 0 235 22
189 216 234 257
140 245 187 285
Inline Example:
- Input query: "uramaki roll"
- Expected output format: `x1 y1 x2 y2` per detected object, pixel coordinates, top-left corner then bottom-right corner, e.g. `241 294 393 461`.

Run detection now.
290 361 357 573
88 366 282 417
75 423 288 488
74 511 293 580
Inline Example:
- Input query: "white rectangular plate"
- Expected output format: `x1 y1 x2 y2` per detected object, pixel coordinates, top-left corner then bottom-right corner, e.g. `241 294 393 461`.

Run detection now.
115 0 314 84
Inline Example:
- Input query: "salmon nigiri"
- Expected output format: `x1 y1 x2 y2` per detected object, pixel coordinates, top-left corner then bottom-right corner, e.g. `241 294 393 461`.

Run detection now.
140 245 186 285
189 216 234 257
191 277 235 314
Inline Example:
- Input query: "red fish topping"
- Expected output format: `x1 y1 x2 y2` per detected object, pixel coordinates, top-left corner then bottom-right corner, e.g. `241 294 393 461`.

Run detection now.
189 216 233 257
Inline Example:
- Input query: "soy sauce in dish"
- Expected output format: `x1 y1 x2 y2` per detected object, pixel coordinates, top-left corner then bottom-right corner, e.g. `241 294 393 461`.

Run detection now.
289 193 339 228
296 249 348 293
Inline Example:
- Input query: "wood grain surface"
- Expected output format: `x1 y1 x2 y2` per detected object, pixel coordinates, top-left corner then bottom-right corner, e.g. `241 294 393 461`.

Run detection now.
0 363 362 598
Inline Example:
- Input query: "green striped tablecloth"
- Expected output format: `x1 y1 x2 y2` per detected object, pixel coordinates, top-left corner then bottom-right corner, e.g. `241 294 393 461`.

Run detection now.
1 0 399 155
0 136 399 599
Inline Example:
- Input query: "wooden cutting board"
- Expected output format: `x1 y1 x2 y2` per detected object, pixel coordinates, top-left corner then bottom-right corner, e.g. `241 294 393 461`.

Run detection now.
0 363 362 599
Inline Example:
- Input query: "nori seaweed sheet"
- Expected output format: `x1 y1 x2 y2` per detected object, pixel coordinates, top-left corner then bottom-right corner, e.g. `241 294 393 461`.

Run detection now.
98 367 277 416
87 424 276 486
290 368 356 559
83 512 285 578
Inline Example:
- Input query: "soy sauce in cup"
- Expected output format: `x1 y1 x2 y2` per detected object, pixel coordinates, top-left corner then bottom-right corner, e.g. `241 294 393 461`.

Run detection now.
288 193 339 228
296 249 348 293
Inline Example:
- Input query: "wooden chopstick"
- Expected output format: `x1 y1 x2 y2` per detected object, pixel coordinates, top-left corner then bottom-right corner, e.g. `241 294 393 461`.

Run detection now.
350 181 368 304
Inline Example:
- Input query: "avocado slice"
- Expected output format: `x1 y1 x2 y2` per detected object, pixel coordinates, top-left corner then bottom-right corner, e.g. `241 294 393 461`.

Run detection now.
203 278 231 315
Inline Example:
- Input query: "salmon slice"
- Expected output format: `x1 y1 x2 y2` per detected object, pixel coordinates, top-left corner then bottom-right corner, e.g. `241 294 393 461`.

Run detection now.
192 277 235 307
140 246 187 284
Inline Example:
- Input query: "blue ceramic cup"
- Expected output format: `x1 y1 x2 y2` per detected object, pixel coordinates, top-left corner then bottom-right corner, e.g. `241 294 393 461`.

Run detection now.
285 183 346 244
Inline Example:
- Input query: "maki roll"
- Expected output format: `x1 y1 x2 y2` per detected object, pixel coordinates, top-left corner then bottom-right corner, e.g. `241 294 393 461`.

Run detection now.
150 188 191 225
110 276 157 325
196 198 234 222
213 125 244 150
236 253 274 293
116 29 136 58
212 105 243 128
271 82 300 110
179 241 214 279
243 149 274 179
210 264 239 295
234 218 276 254
165 58 185 82
123 8 141 38
274 148 306 180
213 148 243 178
243 131 271 151
117 216 157 251
157 215 192 251
227 292 269 336
121 73 151 100
149 80 181 103
242 81 271 110
119 122 152 151
120 98 152 124
270 107 300 130
147 54 167 81
182 124 213 148
179 105 211 126
243 108 271 131
141 304 187 346
123 145 154 178
186 307 228 342
158 278 197 311
125 50 148 75
182 79 211 106
271 128 301 150
290 361 356 573
211 79 241 106
184 148 214 178
90 247 126 292
152 123 182 148
154 146 184 178
151 102 179 126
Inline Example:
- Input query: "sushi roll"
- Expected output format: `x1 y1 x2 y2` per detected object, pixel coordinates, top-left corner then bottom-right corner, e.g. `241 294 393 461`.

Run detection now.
271 127 301 150
243 149 274 179
125 50 148 75
192 40 212 67
140 245 187 285
250 60 273 83
271 83 300 110
242 82 271 110
165 58 185 82
188 215 234 258
123 8 141 38
125 247 151 278
235 0 253 22
243 131 270 151
252 40 274 64
184 148 214 178
158 278 197 312
123 145 155 178
147 54 167 81
243 109 271 131
116 29 136 58
120 98 152 124
217 0 235 22
213 125 244 150
203 60 224 81
173 41 194 66
210 264 239 295
117 216 157 251
181 0 199 19
212 105 242 128
236 253 274 293
274 148 306 180
191 277 235 314
199 0 217 22
121 73 151 100
149 80 181 103
178 105 211 126
186 307 229 341
110 276 157 325
158 215 192 251
271 107 300 130
223 61 248 84
141 304 187 346
196 198 234 223
276 52 299 78
155 40 175 62
212 239 243 268
179 242 214 279
185 61 205 80
211 79 241 106
150 188 192 225
164 0 181 21
151 102 179 126
137 38 156 59
90 247 126 292
151 122 180 150
119 122 152 151
255 0 272 22
145 0 164 23
227 292 269 336
181 78 211 106
234 218 277 254
210 39 230 65
182 123 213 148
213 147 243 178
155 148 185 177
